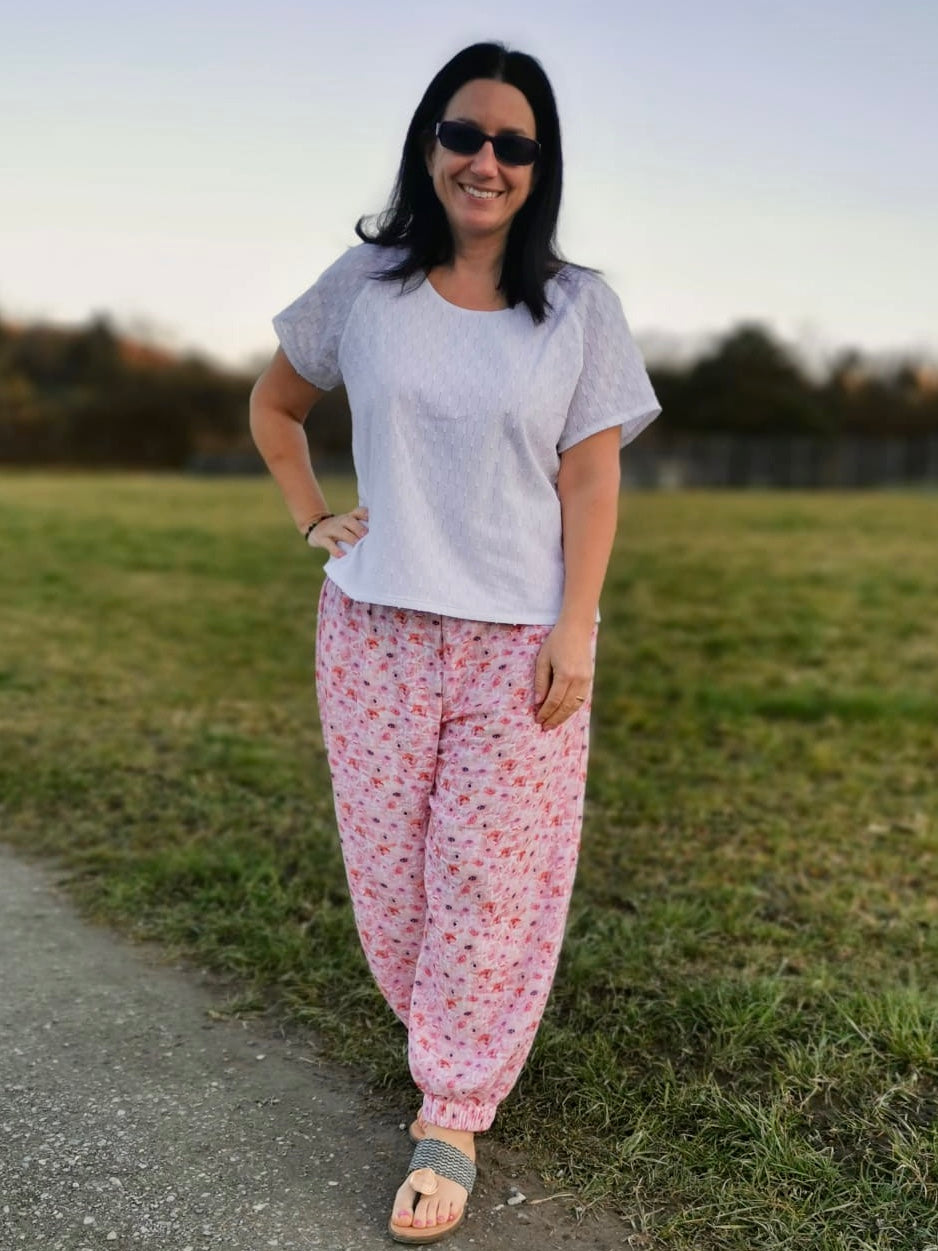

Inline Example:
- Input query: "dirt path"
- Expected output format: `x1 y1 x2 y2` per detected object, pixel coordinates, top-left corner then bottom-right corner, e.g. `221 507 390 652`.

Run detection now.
0 847 638 1250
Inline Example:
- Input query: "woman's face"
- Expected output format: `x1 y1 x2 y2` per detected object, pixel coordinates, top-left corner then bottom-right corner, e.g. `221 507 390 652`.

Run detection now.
425 78 538 249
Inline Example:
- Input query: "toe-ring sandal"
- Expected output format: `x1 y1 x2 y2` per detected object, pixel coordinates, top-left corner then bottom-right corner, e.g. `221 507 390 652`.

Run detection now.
388 1136 477 1245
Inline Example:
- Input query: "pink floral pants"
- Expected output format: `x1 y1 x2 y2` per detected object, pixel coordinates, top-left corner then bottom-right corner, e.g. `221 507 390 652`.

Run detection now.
314 575 597 1132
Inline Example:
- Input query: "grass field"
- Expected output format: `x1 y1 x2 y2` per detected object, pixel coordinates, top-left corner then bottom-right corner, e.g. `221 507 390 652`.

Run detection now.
1 473 937 1250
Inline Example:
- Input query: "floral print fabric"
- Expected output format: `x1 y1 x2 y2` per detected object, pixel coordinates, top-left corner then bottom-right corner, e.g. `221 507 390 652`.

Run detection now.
315 575 597 1132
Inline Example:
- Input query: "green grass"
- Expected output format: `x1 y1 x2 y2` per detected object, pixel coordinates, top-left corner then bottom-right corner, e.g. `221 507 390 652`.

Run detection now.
2 473 937 1250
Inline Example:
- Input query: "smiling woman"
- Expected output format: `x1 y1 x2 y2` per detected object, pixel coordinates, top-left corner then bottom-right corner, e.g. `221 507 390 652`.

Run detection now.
422 79 538 298
353 42 565 321
248 39 660 1246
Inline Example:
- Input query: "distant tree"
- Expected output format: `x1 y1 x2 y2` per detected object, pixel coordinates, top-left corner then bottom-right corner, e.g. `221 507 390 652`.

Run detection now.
65 375 193 466
0 313 256 466
64 314 124 386
678 323 832 435
819 351 938 437
303 386 352 458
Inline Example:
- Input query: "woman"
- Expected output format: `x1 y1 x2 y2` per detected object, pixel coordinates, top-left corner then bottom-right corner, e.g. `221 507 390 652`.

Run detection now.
250 40 660 1245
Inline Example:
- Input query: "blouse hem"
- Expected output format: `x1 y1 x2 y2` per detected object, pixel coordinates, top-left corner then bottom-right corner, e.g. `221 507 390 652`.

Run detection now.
320 570 600 627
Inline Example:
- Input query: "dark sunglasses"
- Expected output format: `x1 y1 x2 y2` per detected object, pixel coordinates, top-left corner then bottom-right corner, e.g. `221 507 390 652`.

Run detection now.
434 120 540 167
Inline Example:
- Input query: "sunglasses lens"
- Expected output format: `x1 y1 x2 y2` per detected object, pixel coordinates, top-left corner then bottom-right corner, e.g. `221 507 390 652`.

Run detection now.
437 121 539 166
437 121 484 155
493 136 539 166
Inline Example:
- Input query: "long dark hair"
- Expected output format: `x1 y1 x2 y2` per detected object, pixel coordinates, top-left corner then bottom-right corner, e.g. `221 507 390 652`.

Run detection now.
355 42 568 324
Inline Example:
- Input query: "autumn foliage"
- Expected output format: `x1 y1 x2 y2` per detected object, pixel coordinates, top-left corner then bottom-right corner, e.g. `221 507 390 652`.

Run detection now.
1 313 935 468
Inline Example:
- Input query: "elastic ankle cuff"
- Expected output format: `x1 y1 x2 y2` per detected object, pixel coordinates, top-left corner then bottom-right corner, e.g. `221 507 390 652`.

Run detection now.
420 1095 495 1132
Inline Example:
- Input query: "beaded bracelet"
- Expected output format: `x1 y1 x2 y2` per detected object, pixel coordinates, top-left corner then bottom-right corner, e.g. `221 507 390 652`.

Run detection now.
303 513 335 540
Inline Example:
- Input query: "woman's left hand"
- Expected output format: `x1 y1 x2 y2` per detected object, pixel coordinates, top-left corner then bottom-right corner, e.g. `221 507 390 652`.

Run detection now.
533 620 594 729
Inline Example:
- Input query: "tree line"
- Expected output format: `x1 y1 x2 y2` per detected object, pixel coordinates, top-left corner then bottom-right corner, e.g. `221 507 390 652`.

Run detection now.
1 313 935 468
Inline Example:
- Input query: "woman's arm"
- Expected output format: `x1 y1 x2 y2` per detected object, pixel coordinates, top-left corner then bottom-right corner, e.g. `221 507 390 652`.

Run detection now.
249 347 332 533
534 426 621 727
556 425 622 628
249 348 369 556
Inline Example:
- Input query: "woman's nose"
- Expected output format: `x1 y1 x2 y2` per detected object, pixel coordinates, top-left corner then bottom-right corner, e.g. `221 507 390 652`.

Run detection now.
469 140 499 177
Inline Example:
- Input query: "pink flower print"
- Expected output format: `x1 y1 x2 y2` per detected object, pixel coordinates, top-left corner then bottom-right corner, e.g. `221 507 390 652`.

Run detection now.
314 575 594 1134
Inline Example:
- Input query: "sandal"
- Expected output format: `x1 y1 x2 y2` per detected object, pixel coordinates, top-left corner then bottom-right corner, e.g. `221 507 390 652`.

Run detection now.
388 1136 477 1245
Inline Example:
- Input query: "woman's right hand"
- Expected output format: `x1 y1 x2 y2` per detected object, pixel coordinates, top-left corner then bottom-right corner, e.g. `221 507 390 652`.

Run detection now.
307 506 369 558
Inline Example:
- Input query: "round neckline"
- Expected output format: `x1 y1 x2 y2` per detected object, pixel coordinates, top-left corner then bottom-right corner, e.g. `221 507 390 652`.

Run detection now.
422 273 516 316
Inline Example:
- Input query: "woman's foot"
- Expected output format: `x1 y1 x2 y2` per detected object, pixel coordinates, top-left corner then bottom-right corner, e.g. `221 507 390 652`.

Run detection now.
391 1125 475 1236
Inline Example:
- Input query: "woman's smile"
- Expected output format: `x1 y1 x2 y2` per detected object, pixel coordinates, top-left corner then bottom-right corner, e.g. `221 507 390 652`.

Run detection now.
457 183 504 201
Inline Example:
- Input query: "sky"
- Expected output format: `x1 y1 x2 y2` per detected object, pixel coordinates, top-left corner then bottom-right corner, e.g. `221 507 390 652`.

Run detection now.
3 0 936 374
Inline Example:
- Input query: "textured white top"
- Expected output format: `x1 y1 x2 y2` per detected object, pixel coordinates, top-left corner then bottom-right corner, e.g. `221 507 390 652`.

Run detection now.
273 242 660 625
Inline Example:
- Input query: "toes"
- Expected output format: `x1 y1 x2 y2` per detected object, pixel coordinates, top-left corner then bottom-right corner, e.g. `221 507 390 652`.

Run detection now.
426 1193 459 1227
392 1181 415 1227
412 1194 433 1229
391 1173 464 1231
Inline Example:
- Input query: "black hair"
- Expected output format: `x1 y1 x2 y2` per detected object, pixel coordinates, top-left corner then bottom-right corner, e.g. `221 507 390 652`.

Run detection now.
355 41 569 324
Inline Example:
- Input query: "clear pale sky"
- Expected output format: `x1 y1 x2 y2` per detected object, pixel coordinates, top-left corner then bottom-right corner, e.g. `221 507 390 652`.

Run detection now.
3 0 935 372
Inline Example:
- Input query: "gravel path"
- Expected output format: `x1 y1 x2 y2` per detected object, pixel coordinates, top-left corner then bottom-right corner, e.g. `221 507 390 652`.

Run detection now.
0 847 638 1250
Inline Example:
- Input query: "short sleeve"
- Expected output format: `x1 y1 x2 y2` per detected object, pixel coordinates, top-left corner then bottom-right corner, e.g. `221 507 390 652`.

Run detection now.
272 244 378 390
558 274 661 453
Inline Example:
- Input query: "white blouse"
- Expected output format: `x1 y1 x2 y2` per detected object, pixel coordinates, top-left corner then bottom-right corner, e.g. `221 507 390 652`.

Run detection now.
273 243 660 625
